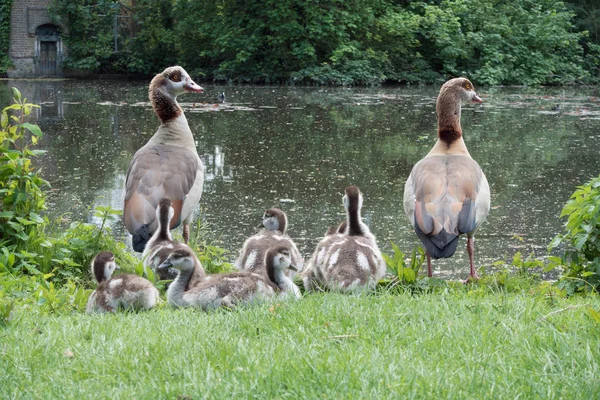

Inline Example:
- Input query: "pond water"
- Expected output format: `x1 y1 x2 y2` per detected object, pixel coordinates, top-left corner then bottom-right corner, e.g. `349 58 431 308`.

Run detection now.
4 79 600 278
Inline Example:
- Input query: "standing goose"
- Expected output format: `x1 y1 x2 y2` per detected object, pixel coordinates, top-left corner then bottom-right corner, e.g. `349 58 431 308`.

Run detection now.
124 66 205 252
321 187 386 292
403 77 489 281
143 198 204 287
302 221 346 292
235 208 304 275
159 244 300 310
86 251 159 313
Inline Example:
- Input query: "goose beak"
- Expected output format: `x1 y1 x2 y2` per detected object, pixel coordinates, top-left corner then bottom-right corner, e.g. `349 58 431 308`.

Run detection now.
185 79 204 93
472 93 483 104
157 259 173 270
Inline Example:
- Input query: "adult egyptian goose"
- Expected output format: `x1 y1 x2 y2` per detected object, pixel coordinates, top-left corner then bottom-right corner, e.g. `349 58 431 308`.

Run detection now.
143 198 204 287
403 77 490 281
124 66 205 252
159 244 300 310
86 251 159 313
235 208 304 275
320 187 386 292
302 221 346 292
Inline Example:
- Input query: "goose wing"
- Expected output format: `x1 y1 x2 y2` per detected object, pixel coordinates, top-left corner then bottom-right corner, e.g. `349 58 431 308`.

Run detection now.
123 144 201 235
403 155 490 256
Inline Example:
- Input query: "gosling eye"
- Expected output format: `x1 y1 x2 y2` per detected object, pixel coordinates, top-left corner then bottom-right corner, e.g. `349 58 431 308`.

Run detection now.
464 82 472 90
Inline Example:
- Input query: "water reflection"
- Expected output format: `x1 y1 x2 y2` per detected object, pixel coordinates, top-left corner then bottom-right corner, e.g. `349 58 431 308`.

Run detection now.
4 79 600 278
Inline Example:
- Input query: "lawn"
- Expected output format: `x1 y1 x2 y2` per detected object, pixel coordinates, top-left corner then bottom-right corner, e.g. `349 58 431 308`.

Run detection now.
1 281 599 399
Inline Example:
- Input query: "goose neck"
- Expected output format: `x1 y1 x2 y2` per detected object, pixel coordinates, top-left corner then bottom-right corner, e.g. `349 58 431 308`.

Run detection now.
167 268 193 306
149 115 196 149
436 91 463 145
151 86 182 123
347 207 364 236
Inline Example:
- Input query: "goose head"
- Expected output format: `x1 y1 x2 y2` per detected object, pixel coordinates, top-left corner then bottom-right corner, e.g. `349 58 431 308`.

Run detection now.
150 66 204 98
91 251 119 283
438 78 482 106
436 78 482 143
262 208 288 234
157 247 197 273
149 66 204 123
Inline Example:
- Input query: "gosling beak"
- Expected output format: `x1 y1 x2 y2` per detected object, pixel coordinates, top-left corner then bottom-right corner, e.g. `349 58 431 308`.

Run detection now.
472 93 483 104
288 264 298 272
185 79 204 93
157 259 173 270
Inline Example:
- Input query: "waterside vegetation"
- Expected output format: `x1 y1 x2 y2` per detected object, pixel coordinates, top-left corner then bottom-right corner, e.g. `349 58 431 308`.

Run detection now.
0 91 599 396
44 0 600 85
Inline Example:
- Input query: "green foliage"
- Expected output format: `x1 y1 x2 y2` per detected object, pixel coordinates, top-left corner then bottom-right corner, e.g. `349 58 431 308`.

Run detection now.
48 0 597 84
185 215 235 275
0 88 46 246
416 0 588 85
48 0 124 73
0 0 12 75
548 175 600 294
383 242 425 285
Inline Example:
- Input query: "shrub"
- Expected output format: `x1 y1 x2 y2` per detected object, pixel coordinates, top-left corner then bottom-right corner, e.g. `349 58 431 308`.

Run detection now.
548 176 600 294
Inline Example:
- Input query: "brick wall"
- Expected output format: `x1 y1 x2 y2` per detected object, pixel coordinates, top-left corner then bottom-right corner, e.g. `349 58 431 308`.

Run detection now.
8 0 65 77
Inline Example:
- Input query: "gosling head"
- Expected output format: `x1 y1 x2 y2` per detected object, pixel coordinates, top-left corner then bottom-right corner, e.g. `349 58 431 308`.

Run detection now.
262 208 288 234
266 246 297 274
91 251 119 283
343 186 363 214
157 247 197 273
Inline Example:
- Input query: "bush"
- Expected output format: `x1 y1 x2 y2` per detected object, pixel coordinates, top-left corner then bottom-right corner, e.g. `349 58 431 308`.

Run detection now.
548 176 600 294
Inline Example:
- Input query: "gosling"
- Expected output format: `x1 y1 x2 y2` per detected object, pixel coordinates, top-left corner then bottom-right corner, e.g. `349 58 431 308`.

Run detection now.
86 251 159 313
321 186 386 292
235 208 304 275
160 244 300 310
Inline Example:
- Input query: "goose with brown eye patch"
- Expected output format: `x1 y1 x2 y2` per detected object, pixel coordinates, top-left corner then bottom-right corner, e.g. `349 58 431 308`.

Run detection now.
403 77 489 282
86 251 159 314
123 66 205 253
235 208 304 278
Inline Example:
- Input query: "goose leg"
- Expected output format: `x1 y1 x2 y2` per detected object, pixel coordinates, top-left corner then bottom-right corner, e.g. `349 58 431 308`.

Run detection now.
426 252 433 277
466 236 479 281
183 223 190 244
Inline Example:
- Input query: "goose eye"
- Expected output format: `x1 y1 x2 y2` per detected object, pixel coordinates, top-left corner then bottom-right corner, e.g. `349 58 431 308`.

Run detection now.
170 72 182 82
464 82 472 90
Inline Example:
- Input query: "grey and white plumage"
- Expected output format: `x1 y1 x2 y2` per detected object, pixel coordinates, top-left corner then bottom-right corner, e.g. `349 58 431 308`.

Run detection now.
403 77 490 280
123 66 205 252
86 251 159 313
302 221 346 292
161 245 300 310
315 187 385 292
235 208 304 276
143 198 204 287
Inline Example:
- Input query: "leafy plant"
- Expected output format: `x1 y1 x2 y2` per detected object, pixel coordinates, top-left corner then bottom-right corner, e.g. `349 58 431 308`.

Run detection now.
383 242 425 285
548 175 600 294
0 88 46 245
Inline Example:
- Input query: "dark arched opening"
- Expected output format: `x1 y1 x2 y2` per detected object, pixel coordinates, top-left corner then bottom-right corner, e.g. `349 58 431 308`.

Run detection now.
35 24 63 76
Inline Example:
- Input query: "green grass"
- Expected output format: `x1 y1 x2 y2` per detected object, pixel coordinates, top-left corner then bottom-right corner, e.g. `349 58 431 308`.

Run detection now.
1 284 599 399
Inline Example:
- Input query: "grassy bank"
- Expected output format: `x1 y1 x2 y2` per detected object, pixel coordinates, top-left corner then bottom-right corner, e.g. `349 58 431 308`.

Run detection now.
1 281 599 399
